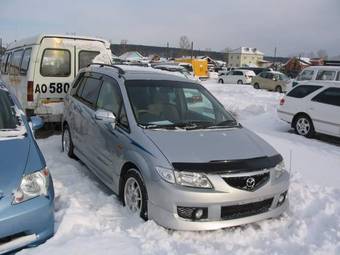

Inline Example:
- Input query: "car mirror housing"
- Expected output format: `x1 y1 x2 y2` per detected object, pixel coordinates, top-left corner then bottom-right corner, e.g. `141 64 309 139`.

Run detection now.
30 116 44 130
95 109 117 127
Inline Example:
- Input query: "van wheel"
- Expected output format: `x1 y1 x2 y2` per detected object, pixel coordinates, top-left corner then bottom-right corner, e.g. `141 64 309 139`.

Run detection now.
123 169 148 220
293 114 315 138
254 83 260 89
62 125 75 158
237 80 243 84
218 79 224 84
275 85 283 93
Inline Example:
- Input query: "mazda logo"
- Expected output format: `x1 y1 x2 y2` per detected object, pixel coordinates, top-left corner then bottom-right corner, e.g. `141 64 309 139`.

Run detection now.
246 177 256 189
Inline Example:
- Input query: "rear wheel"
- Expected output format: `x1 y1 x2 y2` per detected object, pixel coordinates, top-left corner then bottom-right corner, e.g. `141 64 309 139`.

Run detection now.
293 115 315 138
218 79 224 84
62 125 75 158
254 83 260 89
275 85 283 93
237 80 243 84
123 169 148 220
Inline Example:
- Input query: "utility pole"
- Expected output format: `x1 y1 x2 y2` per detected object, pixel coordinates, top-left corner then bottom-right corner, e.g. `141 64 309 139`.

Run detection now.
166 42 169 60
273 47 277 70
191 41 194 59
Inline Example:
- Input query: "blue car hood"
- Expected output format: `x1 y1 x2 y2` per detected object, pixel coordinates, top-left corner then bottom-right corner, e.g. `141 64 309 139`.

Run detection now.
0 137 30 196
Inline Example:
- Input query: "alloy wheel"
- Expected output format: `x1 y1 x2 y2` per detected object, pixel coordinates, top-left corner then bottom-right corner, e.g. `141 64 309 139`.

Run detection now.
124 177 143 213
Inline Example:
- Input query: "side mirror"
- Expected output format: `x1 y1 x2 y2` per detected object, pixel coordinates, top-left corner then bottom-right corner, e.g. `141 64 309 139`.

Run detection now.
30 116 44 130
95 109 116 128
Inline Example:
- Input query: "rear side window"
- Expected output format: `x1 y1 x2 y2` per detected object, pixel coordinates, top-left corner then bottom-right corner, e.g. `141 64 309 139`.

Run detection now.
312 88 340 107
41 49 71 77
287 85 322 98
297 70 314 81
79 77 102 106
9 50 23 75
79 51 100 70
20 48 32 74
316 70 336 81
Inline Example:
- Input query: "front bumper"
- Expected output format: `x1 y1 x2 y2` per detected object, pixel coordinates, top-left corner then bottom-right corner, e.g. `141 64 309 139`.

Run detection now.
0 182 54 254
148 170 289 231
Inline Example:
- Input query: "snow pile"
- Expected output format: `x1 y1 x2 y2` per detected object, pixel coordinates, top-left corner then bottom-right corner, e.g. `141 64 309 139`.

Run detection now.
19 80 340 255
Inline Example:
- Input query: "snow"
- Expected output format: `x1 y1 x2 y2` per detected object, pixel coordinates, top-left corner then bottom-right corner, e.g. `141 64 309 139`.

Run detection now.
19 80 340 255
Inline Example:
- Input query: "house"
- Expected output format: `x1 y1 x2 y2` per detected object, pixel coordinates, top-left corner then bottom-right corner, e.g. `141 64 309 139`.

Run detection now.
227 47 264 68
282 57 323 78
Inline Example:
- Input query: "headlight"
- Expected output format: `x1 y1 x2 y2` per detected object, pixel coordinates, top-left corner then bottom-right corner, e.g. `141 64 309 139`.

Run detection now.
155 167 212 189
13 168 50 204
274 161 286 179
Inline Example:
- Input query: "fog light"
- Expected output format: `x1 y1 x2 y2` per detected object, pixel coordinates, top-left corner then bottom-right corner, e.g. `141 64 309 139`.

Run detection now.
277 191 287 207
194 209 204 219
177 206 208 220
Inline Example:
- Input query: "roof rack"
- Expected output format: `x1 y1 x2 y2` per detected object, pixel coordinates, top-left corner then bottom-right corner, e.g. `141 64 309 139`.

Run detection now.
87 63 125 75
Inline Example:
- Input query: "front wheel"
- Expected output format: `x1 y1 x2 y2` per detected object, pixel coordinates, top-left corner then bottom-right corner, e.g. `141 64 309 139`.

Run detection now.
254 83 260 89
123 169 148 220
275 85 283 93
237 80 243 84
218 79 224 84
294 115 315 138
62 125 75 158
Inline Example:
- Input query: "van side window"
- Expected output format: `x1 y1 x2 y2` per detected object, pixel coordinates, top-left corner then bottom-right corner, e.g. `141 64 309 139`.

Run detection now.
20 48 32 74
312 88 340 107
79 77 102 107
287 85 322 98
9 50 24 75
41 49 71 77
316 70 336 81
297 70 314 81
79 51 100 70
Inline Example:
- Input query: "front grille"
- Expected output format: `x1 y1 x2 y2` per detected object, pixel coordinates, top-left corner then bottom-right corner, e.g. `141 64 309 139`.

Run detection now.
223 172 269 191
221 198 273 220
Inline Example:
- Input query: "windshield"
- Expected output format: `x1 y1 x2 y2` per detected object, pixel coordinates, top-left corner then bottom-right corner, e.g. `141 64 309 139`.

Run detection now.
125 80 237 129
0 89 25 137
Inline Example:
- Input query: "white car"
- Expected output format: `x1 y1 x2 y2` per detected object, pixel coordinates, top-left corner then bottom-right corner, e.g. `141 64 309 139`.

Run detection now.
218 69 256 84
292 66 340 87
278 81 340 138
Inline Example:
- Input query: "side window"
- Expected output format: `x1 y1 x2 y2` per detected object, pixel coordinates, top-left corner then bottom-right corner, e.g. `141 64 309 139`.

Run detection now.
97 78 122 116
79 51 100 70
297 70 314 81
70 73 85 96
4 53 12 74
20 48 32 74
336 72 340 81
287 85 322 98
234 71 243 76
41 49 71 77
0 54 7 73
119 105 129 129
79 77 102 107
266 73 274 79
312 88 340 107
9 50 23 75
316 70 336 81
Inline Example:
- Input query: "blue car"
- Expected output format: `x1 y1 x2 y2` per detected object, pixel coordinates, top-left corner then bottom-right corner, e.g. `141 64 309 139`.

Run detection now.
0 80 54 254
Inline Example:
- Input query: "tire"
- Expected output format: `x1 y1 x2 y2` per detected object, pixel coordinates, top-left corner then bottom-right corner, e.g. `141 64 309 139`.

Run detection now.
122 169 148 220
275 85 283 93
218 79 224 84
62 124 75 158
254 83 260 89
237 80 243 84
293 114 315 138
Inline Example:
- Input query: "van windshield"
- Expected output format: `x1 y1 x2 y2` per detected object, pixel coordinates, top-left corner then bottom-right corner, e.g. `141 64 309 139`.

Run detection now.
0 88 26 138
125 80 237 129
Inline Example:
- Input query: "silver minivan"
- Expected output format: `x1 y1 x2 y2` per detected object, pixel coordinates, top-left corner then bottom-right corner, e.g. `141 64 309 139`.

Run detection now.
62 64 289 230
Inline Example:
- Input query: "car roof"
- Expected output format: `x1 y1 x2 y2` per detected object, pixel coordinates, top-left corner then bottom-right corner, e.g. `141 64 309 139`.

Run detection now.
296 80 340 87
83 64 196 83
303 65 340 71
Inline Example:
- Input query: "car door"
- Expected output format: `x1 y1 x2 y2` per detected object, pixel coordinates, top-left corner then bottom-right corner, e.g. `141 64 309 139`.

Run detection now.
308 87 340 136
88 75 131 189
255 72 266 88
224 71 233 83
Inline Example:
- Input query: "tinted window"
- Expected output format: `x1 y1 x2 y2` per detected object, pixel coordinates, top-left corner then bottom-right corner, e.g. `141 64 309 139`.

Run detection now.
312 88 340 107
0 89 19 129
265 73 274 79
9 50 23 75
297 70 314 81
70 73 85 96
234 71 243 76
287 85 322 98
80 77 102 106
79 51 100 70
41 49 71 77
119 105 129 129
316 70 336 81
20 48 32 74
336 72 340 81
97 78 121 116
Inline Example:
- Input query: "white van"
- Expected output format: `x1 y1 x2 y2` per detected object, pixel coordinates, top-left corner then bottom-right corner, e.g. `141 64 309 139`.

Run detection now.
0 34 112 122
292 66 340 87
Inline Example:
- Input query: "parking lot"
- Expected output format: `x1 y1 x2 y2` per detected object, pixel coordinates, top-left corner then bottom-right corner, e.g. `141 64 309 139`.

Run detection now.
18 79 340 255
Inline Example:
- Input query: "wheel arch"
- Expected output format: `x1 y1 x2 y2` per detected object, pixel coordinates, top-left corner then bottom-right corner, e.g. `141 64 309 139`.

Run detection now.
292 112 311 128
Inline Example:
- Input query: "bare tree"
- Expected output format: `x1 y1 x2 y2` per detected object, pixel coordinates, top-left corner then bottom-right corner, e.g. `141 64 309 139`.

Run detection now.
179 36 191 49
317 49 328 60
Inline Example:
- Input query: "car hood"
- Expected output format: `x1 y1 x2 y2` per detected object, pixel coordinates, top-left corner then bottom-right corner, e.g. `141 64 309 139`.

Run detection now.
144 127 278 164
0 136 30 196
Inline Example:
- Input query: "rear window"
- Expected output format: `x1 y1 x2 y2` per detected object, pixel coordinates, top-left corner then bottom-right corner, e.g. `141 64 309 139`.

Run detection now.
316 70 336 81
79 51 100 70
287 85 322 98
20 48 32 74
41 49 71 77
9 50 23 75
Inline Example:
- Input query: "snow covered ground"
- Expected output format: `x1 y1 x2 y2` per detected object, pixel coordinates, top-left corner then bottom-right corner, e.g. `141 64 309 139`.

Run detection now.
19 80 340 255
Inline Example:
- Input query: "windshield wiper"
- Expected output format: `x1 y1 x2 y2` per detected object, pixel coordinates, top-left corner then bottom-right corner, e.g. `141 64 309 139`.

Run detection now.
142 121 213 130
207 120 239 129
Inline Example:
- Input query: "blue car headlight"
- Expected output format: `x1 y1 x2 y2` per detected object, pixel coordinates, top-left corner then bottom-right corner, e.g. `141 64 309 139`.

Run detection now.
13 167 50 204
